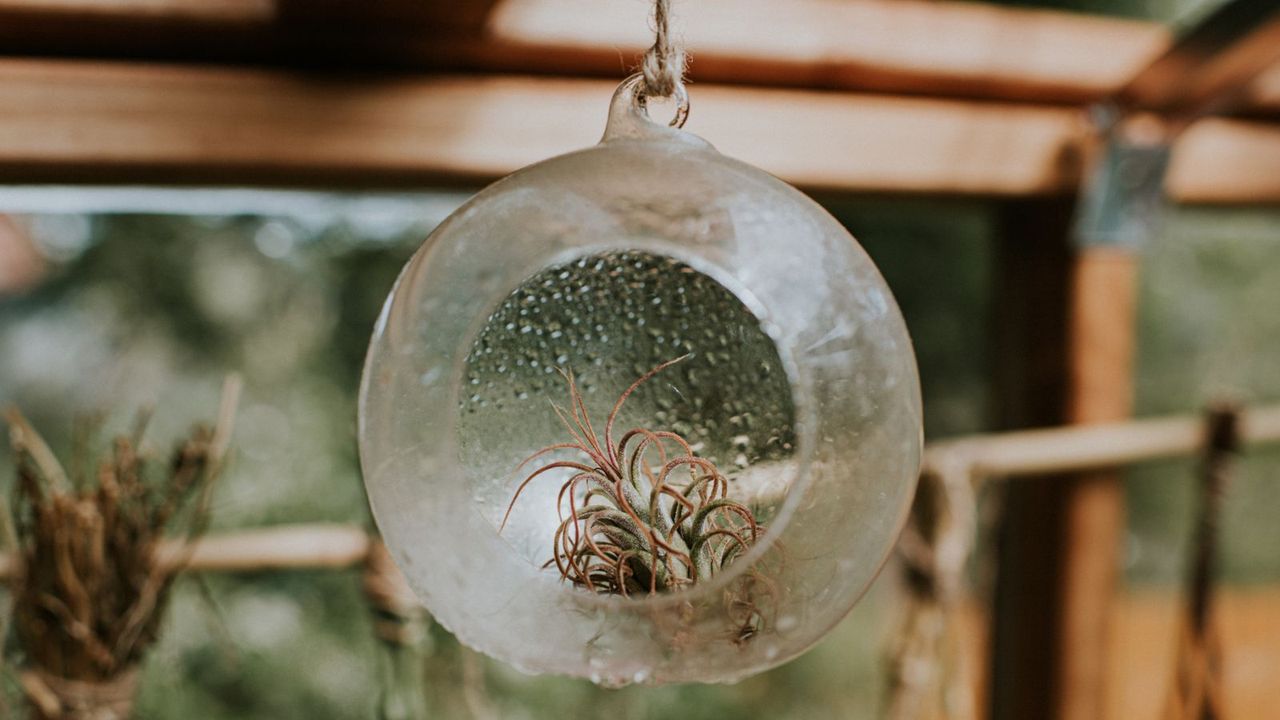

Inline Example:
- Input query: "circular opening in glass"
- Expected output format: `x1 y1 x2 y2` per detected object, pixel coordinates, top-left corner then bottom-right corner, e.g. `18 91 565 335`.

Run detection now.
457 250 800 600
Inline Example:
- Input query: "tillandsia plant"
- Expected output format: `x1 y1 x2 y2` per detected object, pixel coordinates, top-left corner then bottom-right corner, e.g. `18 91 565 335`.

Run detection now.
501 356 770 602
4 378 239 720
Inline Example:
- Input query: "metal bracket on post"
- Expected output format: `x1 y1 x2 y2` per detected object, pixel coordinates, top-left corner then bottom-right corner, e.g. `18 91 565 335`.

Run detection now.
1071 107 1172 250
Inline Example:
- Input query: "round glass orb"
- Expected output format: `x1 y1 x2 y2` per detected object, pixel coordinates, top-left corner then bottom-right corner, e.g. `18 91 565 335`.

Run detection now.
359 76 922 686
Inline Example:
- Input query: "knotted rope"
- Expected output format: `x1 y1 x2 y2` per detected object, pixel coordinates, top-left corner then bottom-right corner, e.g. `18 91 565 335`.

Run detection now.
885 461 977 720
640 0 686 98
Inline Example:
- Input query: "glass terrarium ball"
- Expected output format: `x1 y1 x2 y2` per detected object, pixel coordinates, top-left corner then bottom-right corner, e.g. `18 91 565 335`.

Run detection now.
359 76 921 685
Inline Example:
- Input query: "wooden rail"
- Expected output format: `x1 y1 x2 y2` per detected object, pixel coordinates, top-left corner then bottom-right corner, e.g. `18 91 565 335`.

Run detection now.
0 524 372 580
925 404 1280 481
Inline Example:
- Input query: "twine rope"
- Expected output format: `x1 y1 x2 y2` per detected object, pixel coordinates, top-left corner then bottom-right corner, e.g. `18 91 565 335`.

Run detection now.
641 0 685 98
885 461 977 720
1162 403 1237 720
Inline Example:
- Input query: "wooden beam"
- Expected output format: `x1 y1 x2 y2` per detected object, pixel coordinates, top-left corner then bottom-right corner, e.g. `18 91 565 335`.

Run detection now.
0 0 1164 104
0 0 498 32
0 59 1088 195
0 0 273 23
482 0 1169 105
1247 62 1280 114
0 59 1277 202
0 0 500 69
1116 0 1280 119
5 0 1280 116
614 0 1280 116
1166 117 1280 204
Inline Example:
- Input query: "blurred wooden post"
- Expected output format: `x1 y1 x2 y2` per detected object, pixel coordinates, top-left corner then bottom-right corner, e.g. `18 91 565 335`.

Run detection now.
1059 248 1137 720
988 199 1138 719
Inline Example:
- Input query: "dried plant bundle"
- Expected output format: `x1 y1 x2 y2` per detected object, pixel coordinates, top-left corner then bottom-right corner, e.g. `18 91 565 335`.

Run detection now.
502 357 766 598
5 379 239 718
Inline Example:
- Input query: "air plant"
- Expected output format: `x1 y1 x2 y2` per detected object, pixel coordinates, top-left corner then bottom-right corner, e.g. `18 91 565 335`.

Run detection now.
501 356 766 599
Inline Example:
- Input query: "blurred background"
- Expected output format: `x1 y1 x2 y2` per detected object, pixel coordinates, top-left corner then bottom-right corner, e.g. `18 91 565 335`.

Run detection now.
1 0 1278 718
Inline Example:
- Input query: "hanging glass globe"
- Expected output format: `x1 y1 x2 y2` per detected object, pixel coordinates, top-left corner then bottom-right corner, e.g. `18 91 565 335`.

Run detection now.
359 75 922 685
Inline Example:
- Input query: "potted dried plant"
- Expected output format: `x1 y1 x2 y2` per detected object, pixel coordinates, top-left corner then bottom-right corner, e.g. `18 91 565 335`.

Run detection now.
4 379 239 720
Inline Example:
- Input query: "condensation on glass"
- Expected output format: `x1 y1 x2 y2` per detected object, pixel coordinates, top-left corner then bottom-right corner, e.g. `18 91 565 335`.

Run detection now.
359 75 922 685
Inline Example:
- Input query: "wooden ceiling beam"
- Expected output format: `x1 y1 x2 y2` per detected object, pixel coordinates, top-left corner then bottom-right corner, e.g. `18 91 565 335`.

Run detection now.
482 0 1169 105
1116 0 1280 119
0 0 1262 112
0 59 1275 203
0 0 498 67
0 58 1084 194
0 0 499 28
